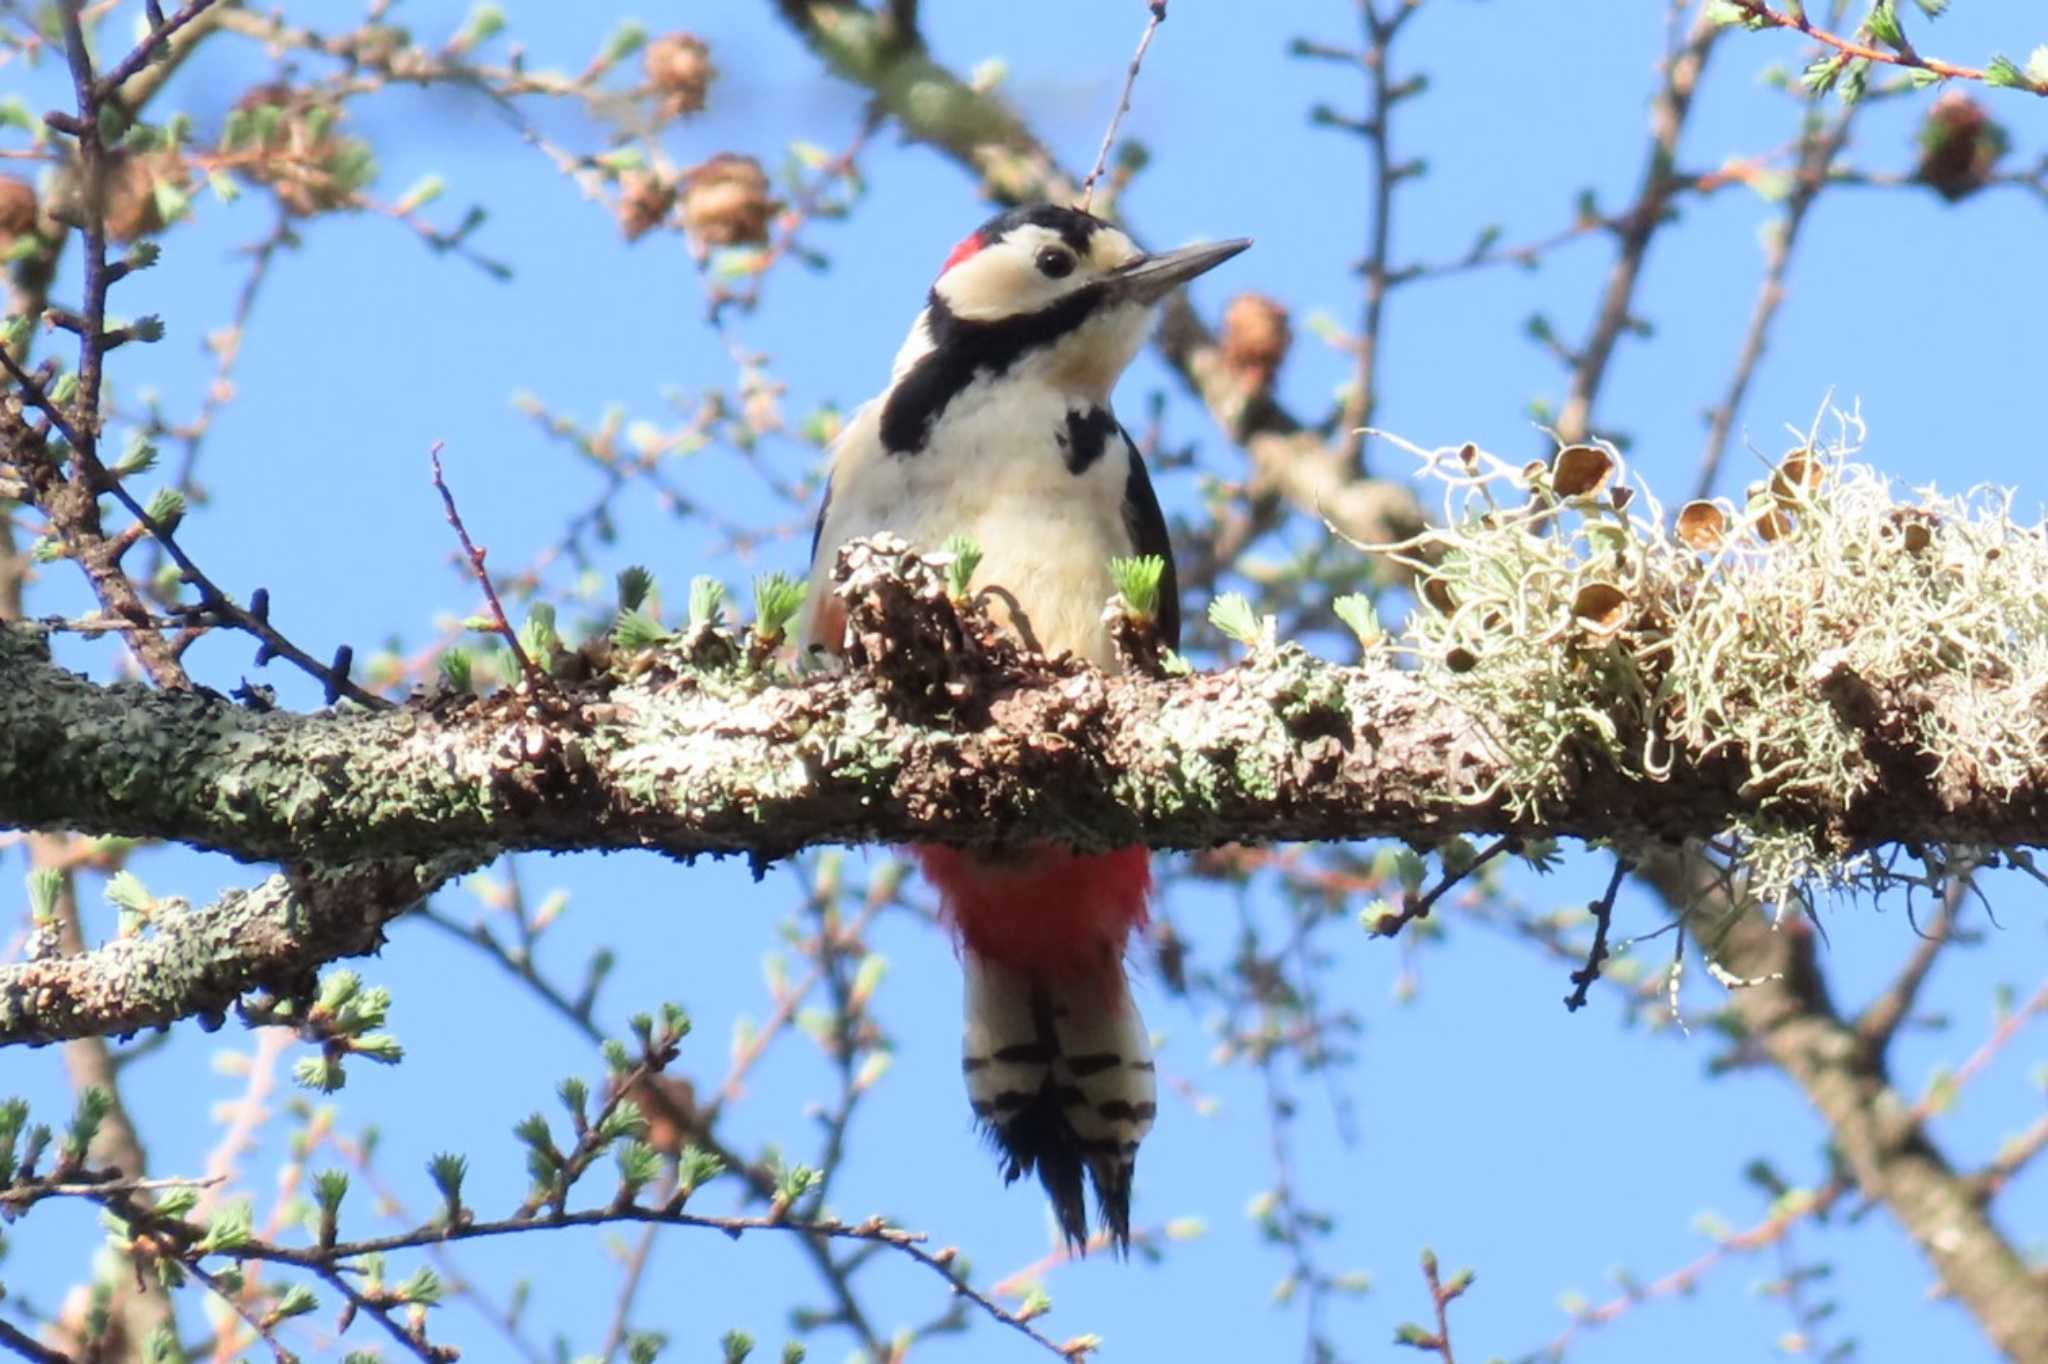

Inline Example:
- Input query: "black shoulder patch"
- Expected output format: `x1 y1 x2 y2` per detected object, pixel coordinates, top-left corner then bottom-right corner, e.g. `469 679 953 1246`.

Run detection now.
1058 406 1118 475
1120 435 1181 650
879 287 1106 455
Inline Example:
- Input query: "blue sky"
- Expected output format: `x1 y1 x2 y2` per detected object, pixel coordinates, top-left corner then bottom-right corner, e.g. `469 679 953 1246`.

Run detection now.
6 3 2046 1362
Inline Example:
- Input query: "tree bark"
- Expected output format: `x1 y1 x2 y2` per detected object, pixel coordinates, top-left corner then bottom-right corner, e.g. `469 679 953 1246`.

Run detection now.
5 540 2048 1048
5 611 2045 878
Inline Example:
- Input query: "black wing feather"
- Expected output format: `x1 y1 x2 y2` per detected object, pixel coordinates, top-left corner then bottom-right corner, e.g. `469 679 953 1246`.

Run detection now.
1118 430 1181 651
807 473 833 571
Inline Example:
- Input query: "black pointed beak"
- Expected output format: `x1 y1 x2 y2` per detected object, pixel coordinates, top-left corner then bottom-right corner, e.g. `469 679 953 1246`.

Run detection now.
1109 237 1252 304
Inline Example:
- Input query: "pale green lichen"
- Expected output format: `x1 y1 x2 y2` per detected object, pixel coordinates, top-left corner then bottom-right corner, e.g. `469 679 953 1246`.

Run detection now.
1356 404 2048 911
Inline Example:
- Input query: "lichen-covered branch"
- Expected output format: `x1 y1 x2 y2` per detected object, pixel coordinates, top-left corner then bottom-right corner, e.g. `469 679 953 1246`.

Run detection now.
1 856 471 1046
7 501 2048 1046
4 567 2042 872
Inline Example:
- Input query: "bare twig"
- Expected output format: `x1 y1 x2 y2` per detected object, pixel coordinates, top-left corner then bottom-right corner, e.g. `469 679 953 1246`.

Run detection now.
1332 0 1431 470
1854 860 1963 1052
1695 100 1860 498
1555 10 1719 444
27 837 180 1346
90 0 223 100
596 1219 664 1364
429 444 545 692
0 1172 224 1209
0 1318 76 1364
1079 2 1168 211
1975 1113 2048 1201
1910 976 2048 1123
1539 1177 1848 1359
1565 857 1632 1012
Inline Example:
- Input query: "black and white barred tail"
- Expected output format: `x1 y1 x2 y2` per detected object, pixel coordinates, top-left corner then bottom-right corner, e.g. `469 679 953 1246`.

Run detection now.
961 950 1156 1252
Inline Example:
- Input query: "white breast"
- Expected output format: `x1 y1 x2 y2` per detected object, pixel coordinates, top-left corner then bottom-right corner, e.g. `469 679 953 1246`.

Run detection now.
808 379 1134 669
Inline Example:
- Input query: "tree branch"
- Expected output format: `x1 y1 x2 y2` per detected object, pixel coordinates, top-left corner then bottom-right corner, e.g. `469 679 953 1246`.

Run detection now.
6 598 2043 884
1555 10 1719 444
1645 851 2048 1364
8 522 2048 1045
2 856 471 1045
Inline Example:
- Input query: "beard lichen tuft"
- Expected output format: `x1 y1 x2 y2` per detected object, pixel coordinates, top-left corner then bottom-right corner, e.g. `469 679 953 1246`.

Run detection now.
1349 403 2048 912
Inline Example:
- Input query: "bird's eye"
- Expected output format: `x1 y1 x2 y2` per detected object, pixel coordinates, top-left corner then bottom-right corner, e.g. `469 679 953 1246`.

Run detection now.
1035 246 1076 279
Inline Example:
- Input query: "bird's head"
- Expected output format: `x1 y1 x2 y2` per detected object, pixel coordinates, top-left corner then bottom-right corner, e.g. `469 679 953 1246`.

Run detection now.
894 204 1250 406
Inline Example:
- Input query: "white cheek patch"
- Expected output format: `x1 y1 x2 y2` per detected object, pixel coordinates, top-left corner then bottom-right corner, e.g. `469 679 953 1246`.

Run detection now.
939 247 1032 319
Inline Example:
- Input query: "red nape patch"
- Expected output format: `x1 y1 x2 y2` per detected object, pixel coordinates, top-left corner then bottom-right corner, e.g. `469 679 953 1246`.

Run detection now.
915 845 1151 982
939 230 986 276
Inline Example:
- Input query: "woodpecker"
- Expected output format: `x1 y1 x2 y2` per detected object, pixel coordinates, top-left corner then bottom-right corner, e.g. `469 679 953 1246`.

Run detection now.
803 204 1249 1250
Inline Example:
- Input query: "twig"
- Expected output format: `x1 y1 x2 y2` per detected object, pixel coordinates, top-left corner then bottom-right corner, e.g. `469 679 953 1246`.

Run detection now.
1398 215 1609 283
4 316 382 705
1078 2 1168 210
29 838 181 1346
90 0 223 99
989 1225 1158 1298
141 206 296 587
1218 892 1356 1361
416 875 903 1359
72 1186 1081 1360
1565 857 1632 1012
1555 8 1719 443
309 1258 443 1363
1721 0 2044 94
1369 836 1512 938
1911 976 2048 1122
192 1028 292 1219
26 607 218 635
701 904 883 1125
596 1219 663 1364
0 1318 75 1364
1396 1250 1473 1362
0 1172 225 1209
1333 0 1431 471
1694 97 1860 499
183 1259 299 1364
429 444 545 692
319 1126 547 1364
1539 1178 1848 1359
1974 1112 2048 1200
0 346 86 449
1854 859 1963 1051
